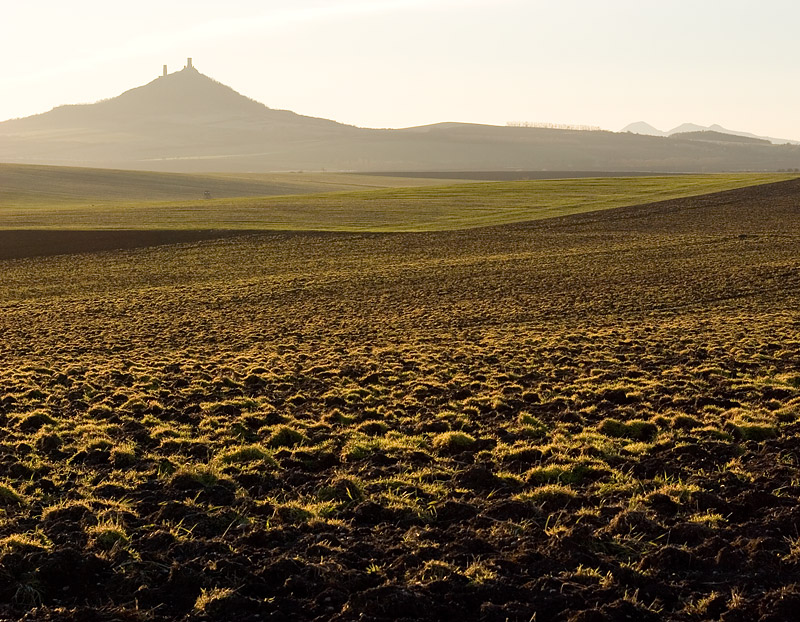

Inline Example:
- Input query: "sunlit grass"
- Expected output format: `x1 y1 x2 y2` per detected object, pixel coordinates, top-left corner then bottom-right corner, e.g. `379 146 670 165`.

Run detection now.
0 173 793 231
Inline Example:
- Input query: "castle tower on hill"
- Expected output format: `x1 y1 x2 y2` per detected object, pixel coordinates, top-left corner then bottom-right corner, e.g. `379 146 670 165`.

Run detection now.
161 59 193 77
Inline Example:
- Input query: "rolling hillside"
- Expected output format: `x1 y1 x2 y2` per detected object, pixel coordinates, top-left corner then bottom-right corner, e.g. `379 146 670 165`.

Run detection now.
0 163 475 208
2 65 800 173
1 172 793 232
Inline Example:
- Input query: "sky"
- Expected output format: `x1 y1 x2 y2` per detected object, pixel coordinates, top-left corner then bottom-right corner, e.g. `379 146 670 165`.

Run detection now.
2 0 800 138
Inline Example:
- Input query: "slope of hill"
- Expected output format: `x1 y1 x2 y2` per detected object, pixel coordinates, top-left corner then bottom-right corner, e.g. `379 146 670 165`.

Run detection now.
5 65 353 135
0 163 473 208
1 173 792 232
669 131 772 145
3 65 800 172
668 122 709 135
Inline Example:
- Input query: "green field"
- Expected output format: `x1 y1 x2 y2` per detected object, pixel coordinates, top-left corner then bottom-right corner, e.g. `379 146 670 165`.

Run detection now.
0 164 475 208
0 170 795 231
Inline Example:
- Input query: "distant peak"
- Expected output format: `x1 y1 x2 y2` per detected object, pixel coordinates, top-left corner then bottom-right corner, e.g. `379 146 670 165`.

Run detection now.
621 121 666 137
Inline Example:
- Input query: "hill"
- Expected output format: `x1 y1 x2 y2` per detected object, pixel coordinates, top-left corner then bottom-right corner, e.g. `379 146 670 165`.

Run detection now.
623 121 800 145
620 121 667 137
3 64 800 172
0 65 358 169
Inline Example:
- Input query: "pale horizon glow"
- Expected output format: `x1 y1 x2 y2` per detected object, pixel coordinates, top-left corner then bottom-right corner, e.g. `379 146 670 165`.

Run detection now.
3 0 800 139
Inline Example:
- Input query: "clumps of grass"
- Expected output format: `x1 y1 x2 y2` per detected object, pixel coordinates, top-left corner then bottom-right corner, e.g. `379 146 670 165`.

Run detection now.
343 432 428 462
722 408 780 441
86 437 113 452
653 477 701 503
571 430 619 460
193 587 237 616
111 442 137 467
597 386 641 405
435 409 472 431
671 414 703 430
733 422 778 441
318 476 365 503
285 392 308 407
323 409 356 425
342 436 383 461
695 426 733 441
620 441 653 455
356 421 389 436
682 592 727 618
515 484 577 507
151 424 181 441
598 418 658 441
516 413 548 438
202 399 257 417
432 431 476 452
34 430 62 453
227 422 258 443
410 560 461 584
170 465 223 489
560 564 613 587
0 531 51 553
120 397 147 414
273 499 337 525
464 560 497 585
216 444 277 467
40 499 91 523
495 441 544 465
89 519 129 551
525 464 580 486
377 489 437 523
266 425 308 448
579 564 613 585
87 404 114 419
274 503 313 524
525 462 606 486
688 512 726 527
18 410 55 432
0 483 24 506
774 405 798 423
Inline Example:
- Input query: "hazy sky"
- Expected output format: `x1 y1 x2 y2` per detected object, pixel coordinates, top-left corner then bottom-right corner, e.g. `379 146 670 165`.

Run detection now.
3 0 800 138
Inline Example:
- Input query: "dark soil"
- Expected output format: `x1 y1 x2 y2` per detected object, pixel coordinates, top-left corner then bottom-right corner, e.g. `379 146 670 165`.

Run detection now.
0 230 252 260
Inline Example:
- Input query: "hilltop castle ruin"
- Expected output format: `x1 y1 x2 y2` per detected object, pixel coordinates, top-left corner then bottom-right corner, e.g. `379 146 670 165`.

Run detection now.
160 58 193 78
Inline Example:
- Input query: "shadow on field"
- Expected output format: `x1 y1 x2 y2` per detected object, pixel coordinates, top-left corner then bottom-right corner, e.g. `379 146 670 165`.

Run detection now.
0 230 255 260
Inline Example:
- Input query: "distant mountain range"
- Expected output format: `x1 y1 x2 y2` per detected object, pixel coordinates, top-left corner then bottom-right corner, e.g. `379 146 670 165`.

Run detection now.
1 62 800 173
621 121 800 145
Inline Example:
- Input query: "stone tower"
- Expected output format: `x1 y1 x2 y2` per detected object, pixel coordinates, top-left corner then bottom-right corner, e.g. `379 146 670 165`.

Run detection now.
187 57 193 69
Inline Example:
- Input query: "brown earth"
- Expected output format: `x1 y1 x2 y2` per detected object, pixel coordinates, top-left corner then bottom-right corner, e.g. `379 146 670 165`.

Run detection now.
0 231 253 261
0 180 799 621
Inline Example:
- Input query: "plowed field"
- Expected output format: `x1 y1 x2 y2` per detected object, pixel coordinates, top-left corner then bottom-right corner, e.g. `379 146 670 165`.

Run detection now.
1 180 799 621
